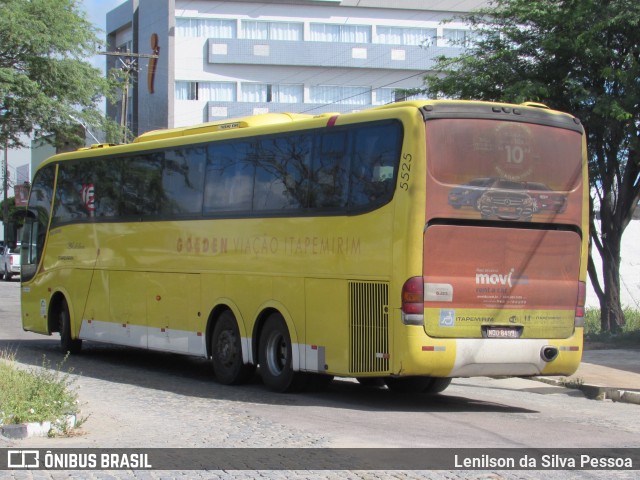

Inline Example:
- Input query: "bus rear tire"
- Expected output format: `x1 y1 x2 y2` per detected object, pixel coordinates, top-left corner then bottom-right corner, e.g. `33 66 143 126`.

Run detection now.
424 378 452 394
259 313 308 393
59 300 82 354
211 310 255 385
384 376 433 393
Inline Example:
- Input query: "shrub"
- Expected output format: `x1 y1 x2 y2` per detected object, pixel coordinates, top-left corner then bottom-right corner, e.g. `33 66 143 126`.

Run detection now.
0 351 80 429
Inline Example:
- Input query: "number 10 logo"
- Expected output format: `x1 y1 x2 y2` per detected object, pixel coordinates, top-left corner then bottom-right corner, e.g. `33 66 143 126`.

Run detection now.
505 145 525 164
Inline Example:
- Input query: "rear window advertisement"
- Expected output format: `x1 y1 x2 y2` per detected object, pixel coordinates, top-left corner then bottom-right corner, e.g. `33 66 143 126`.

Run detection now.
422 225 581 338
425 119 584 224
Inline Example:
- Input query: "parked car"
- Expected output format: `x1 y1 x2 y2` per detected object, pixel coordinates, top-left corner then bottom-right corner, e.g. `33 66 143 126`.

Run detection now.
2 243 21 281
447 177 496 209
477 180 535 221
524 182 567 214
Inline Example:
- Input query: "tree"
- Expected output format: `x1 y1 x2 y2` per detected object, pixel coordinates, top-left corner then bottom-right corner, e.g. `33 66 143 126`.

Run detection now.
0 196 26 225
0 0 119 150
418 0 640 332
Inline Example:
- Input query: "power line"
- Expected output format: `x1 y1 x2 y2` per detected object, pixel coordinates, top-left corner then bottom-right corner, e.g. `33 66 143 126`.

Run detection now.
99 51 159 143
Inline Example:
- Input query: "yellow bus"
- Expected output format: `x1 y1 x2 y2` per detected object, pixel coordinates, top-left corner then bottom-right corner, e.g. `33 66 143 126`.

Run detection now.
15 100 588 393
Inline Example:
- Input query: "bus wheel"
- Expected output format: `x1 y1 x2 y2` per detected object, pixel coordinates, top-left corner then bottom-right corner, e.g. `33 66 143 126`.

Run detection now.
384 376 432 393
211 310 255 385
424 378 452 394
259 313 307 393
59 300 82 354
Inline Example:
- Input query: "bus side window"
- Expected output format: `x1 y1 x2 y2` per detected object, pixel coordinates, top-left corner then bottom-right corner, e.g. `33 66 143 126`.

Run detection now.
86 157 119 218
21 164 56 282
53 163 91 223
163 146 205 215
253 134 311 211
204 142 254 214
311 131 348 209
120 153 164 217
349 123 400 208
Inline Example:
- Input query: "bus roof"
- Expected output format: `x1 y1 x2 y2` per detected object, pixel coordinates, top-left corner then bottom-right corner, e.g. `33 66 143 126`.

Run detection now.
50 100 580 164
132 112 317 144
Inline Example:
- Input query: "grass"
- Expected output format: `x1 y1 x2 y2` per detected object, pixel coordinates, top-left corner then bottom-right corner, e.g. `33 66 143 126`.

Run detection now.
0 350 81 435
584 307 640 347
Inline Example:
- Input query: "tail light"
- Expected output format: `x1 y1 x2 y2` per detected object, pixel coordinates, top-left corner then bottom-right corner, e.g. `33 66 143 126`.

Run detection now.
402 276 424 325
575 281 586 327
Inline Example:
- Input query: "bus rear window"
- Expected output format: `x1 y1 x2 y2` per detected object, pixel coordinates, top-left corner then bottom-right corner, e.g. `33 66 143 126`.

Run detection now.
425 119 584 224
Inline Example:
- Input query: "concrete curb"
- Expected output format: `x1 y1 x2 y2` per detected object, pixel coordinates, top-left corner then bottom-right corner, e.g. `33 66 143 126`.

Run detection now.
0 415 77 439
537 377 640 405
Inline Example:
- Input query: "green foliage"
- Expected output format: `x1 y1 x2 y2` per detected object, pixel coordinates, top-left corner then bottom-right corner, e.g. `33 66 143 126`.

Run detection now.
423 0 640 136
0 0 120 148
585 308 640 345
0 352 80 430
421 0 640 331
0 197 25 225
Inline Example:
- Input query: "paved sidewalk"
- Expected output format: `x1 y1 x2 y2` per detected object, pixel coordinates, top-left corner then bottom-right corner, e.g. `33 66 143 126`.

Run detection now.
539 348 640 404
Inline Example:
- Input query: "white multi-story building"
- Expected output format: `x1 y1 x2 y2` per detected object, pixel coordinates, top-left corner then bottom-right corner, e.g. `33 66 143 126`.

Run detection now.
106 0 488 136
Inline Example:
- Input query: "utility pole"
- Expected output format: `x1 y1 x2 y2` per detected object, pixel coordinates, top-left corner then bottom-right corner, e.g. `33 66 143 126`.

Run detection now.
99 51 158 144
2 139 8 240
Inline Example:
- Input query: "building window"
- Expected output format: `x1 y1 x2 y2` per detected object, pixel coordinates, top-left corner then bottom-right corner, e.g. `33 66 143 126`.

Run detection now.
176 81 236 101
376 26 437 47
116 40 133 53
276 84 304 103
241 21 303 41
176 81 199 100
241 83 303 103
200 82 236 101
309 23 371 43
443 28 472 47
309 86 370 105
176 18 236 38
373 88 395 105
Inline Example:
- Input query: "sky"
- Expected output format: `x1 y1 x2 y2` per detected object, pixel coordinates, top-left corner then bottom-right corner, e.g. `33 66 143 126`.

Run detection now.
81 0 127 69
82 0 124 31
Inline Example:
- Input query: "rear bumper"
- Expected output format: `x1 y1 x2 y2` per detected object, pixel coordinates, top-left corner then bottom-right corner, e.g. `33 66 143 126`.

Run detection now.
396 328 583 378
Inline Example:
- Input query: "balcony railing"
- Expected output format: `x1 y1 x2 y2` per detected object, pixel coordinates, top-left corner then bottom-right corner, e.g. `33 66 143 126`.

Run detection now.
207 38 459 70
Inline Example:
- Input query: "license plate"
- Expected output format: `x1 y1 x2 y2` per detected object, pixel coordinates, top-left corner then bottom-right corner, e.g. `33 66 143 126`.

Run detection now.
485 327 522 339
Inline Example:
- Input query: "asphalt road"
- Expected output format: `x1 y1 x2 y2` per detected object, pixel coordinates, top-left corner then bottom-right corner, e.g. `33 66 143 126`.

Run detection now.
0 279 638 479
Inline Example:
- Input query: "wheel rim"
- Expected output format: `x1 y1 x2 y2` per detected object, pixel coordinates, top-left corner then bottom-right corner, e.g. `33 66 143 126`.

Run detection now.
265 331 287 376
216 330 238 369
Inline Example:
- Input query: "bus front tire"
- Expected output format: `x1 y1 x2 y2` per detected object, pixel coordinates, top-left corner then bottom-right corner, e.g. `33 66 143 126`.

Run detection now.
259 313 307 393
211 311 254 385
59 300 82 354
